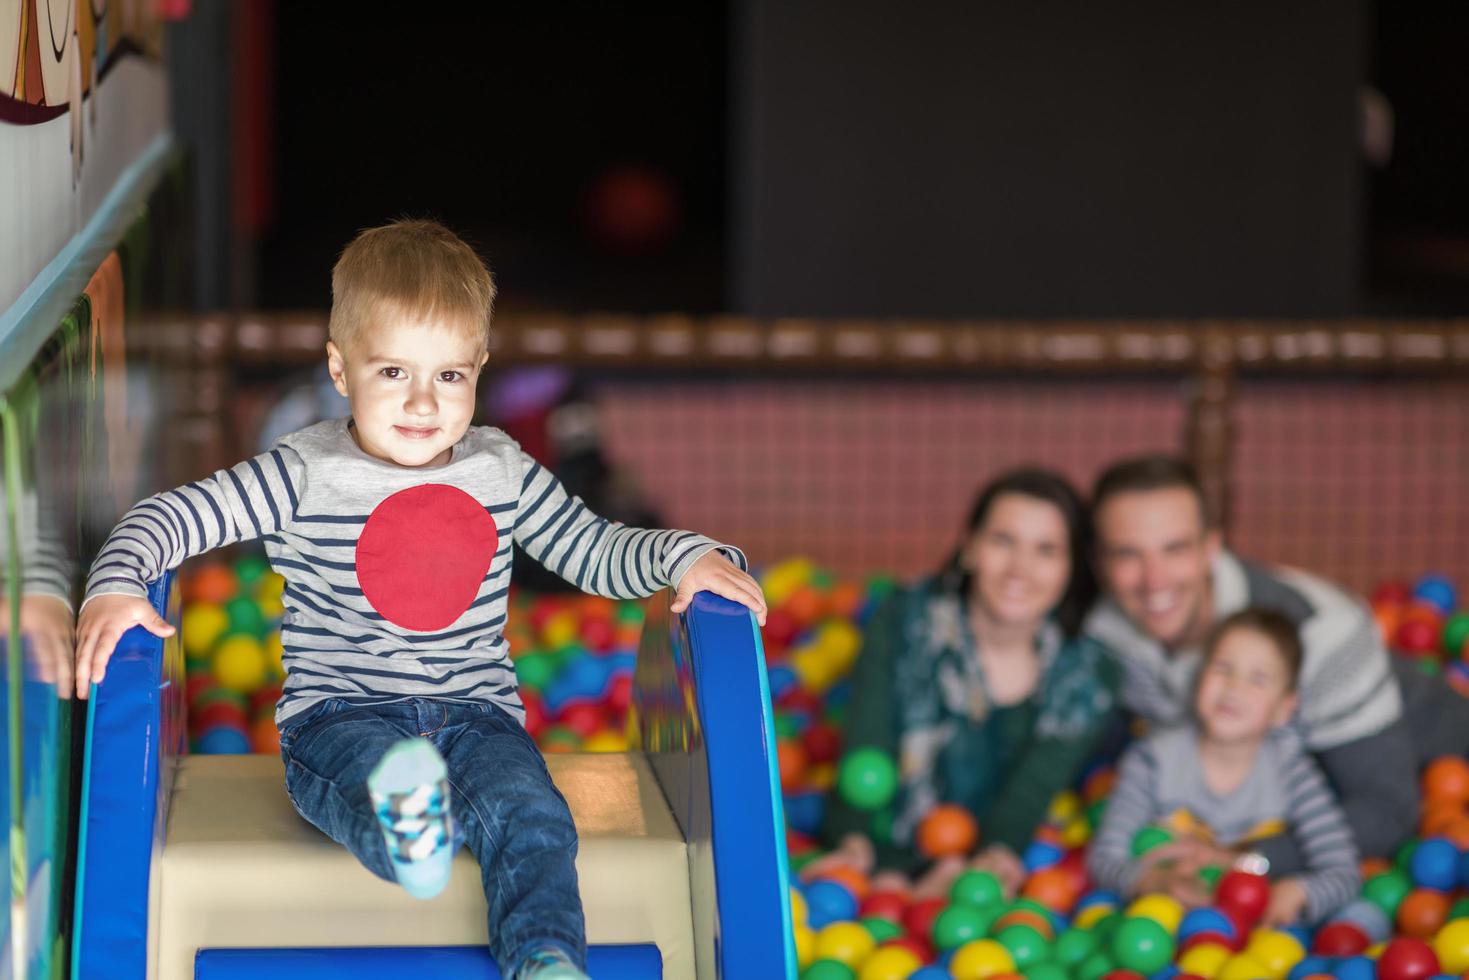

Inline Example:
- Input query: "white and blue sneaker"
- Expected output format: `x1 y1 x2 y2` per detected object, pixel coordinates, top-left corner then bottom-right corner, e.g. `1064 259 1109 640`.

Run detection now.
367 737 456 899
513 946 590 980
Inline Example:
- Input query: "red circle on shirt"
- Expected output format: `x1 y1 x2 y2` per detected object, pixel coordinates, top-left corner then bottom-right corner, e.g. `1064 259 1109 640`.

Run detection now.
356 484 499 631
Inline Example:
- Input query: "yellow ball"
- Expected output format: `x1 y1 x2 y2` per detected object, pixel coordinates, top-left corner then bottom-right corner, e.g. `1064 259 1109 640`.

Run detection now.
815 620 862 667
1073 903 1116 930
1061 815 1092 848
793 925 816 969
1367 943 1386 959
1217 953 1272 980
807 763 836 791
1434 919 1469 974
813 921 875 969
790 888 808 929
257 591 285 620
213 634 267 693
1047 790 1081 823
1245 929 1306 980
791 648 842 695
265 632 285 679
1178 942 1232 980
1127 894 1185 934
858 946 923 980
255 571 285 600
582 731 628 753
182 603 229 659
950 939 1017 980
762 557 816 607
540 610 579 649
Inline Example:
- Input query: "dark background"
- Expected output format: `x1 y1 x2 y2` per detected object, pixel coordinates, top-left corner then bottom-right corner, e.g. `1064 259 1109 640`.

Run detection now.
176 1 1469 318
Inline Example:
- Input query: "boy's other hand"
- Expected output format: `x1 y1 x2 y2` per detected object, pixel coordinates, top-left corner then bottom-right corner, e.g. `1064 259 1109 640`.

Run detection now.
671 551 768 626
75 594 176 699
1261 877 1309 928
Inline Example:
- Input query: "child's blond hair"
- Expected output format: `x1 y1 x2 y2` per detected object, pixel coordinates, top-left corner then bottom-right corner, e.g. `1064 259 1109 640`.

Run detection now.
329 219 496 356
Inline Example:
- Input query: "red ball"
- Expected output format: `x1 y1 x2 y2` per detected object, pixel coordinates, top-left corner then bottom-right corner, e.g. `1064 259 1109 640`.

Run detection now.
802 721 843 766
248 682 283 716
1376 937 1440 980
1371 581 1412 607
577 616 615 652
605 674 633 715
1056 848 1092 895
1394 619 1440 655
879 934 933 965
902 896 947 942
1215 870 1271 925
1182 931 1241 954
520 690 547 738
1102 973 1147 980
764 610 800 648
193 700 247 733
860 890 909 923
558 701 606 739
1312 921 1369 957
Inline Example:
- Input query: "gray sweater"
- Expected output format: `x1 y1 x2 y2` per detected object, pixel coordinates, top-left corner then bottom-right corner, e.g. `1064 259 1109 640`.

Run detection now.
84 419 742 725
1088 726 1360 923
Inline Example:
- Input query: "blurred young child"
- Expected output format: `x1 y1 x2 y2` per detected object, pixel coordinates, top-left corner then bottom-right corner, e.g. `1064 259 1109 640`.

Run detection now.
1088 608 1359 926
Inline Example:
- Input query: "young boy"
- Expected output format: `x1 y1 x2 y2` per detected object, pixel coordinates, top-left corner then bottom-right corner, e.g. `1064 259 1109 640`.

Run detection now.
1087 609 1359 926
73 219 768 980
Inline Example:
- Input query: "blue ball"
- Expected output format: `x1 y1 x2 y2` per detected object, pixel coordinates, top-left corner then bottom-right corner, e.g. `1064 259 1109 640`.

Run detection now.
1334 956 1376 980
782 790 824 836
1075 889 1123 913
1411 837 1460 891
562 655 614 699
803 879 858 928
1151 965 1179 980
1288 957 1332 980
1333 899 1392 942
1413 575 1457 614
767 664 797 699
196 725 251 754
825 679 853 709
908 968 951 980
1179 907 1236 942
1022 840 1064 872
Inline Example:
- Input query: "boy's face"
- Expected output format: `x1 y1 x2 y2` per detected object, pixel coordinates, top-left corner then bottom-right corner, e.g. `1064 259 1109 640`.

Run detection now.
1094 487 1220 651
1194 627 1298 745
326 317 488 468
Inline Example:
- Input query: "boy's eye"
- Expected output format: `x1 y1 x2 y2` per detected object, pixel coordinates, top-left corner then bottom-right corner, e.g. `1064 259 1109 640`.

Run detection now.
380 367 403 379
439 371 463 383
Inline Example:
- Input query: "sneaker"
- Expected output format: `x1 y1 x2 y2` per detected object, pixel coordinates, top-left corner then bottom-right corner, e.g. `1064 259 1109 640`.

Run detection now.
514 945 590 980
367 737 456 899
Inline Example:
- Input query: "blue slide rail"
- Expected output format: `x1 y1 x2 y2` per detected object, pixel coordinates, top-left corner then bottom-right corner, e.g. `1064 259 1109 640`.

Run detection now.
73 580 792 978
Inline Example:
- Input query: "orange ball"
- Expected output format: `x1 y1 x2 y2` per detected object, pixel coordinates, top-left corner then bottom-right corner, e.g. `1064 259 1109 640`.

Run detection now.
811 864 871 902
993 909 1055 940
249 714 280 754
916 803 979 859
1423 756 1469 806
1421 799 1466 837
1083 768 1116 803
783 585 825 626
1396 888 1451 939
1373 604 1403 644
828 581 865 619
777 739 809 791
1436 814 1469 850
1022 866 1080 914
187 563 238 605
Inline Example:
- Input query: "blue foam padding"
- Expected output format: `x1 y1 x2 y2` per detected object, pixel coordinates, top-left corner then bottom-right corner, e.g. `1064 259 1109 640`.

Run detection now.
73 573 185 980
193 944 662 979
685 592 797 979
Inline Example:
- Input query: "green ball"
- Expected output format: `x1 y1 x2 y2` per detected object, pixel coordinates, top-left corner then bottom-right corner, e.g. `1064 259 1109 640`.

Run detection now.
234 553 270 585
951 869 1006 909
514 652 557 692
774 713 803 739
997 924 1050 969
540 726 581 748
865 574 897 601
1363 869 1413 918
1131 825 1174 857
1024 964 1070 980
1395 838 1419 871
225 596 266 636
862 916 902 943
1451 897 1469 921
1415 657 1443 677
1010 898 1055 920
789 852 820 875
1110 917 1175 975
933 903 991 951
1086 799 1108 829
1199 864 1224 890
615 602 644 625
836 747 899 811
801 960 856 980
868 807 895 846
1444 613 1469 656
1054 927 1099 969
810 569 835 591
1089 911 1122 940
550 643 585 669
1076 950 1116 980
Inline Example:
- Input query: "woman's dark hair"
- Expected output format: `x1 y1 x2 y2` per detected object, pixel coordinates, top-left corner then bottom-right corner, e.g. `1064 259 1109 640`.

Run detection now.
940 467 1098 637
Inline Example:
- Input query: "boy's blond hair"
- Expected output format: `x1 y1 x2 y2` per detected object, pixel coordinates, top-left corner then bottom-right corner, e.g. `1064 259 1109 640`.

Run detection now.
329 219 496 356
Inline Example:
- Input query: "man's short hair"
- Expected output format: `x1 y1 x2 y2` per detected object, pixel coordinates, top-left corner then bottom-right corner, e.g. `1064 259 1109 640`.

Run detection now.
1091 454 1214 528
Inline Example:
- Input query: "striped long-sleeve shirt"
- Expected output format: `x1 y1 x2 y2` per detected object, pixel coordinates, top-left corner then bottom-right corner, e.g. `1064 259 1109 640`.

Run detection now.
83 419 745 726
1087 726 1360 923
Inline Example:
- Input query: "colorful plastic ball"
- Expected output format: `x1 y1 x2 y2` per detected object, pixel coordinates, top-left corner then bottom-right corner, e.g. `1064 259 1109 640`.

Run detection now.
1284 957 1331 980
1443 613 1469 657
212 634 268 693
859 890 907 923
856 945 922 980
1022 866 1081 913
1024 964 1069 980
1430 918 1469 974
1109 917 1174 975
814 921 876 969
994 924 1049 970
860 916 902 944
248 715 280 754
804 880 859 929
1131 825 1173 857
195 724 251 754
836 748 899 811
778 738 809 790
1215 871 1270 926
793 924 816 968
1331 956 1375 980
1022 841 1064 872
1075 951 1118 980
949 938 1018 980
1125 894 1184 935
951 869 1005 909
1054 928 1100 969
1177 941 1231 979
1412 575 1457 614
1364 868 1414 918
1396 620 1440 655
1411 838 1460 891
1215 953 1270 980
908 968 951 980
1243 929 1305 979
1376 937 1441 980
801 959 856 980
1178 908 1236 943
188 563 238 604
1334 898 1393 942
917 804 980 859
934 904 994 951
182 603 229 659
1424 757 1469 806
1398 889 1452 939
224 595 267 636
1312 920 1369 957
581 729 628 753
902 897 948 942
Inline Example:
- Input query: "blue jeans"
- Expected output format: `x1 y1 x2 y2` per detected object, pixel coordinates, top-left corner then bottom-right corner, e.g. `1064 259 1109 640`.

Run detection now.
279 698 585 971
